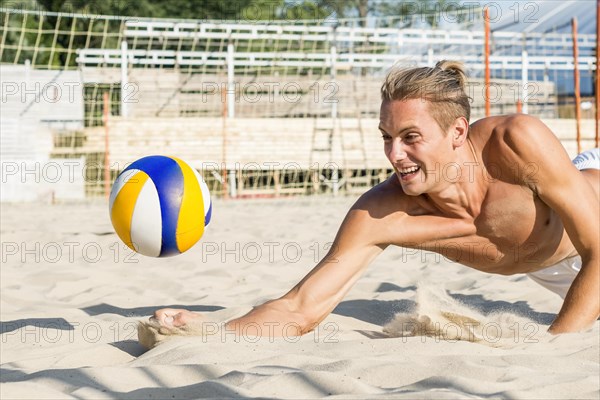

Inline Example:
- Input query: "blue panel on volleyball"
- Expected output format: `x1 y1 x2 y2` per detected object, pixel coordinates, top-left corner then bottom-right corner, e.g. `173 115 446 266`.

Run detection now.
125 156 183 257
205 202 213 226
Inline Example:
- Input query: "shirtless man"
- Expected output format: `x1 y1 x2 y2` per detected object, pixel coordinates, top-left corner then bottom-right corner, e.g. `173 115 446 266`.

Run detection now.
143 61 599 346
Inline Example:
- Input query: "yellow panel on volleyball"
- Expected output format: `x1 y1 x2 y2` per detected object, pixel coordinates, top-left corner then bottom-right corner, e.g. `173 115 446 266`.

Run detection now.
110 170 150 252
171 156 205 253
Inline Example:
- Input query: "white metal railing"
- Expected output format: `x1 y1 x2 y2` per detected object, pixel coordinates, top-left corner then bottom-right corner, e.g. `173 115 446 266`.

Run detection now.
76 48 597 71
74 19 597 73
123 20 597 52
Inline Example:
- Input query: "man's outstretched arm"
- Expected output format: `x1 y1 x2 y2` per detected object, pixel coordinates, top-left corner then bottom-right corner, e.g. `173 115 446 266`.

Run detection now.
224 198 387 338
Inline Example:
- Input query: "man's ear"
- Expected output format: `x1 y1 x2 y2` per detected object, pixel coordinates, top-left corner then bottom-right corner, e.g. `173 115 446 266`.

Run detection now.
451 117 469 148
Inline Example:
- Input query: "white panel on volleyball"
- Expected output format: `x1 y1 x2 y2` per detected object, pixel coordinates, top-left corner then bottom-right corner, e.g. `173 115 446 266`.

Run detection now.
109 169 138 210
192 167 211 226
130 178 163 257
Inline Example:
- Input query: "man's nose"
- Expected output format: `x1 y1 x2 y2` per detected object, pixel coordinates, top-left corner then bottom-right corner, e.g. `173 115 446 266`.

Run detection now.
390 139 408 161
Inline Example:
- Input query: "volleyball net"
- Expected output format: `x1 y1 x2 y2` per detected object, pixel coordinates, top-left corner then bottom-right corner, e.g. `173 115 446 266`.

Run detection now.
1 7 598 199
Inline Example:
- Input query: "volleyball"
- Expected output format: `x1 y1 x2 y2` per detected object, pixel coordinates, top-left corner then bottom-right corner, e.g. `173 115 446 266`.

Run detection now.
109 155 212 257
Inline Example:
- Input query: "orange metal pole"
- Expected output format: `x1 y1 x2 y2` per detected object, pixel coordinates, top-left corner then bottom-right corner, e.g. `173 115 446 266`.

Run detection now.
572 18 582 154
103 92 110 198
484 8 491 117
596 0 599 147
221 86 228 199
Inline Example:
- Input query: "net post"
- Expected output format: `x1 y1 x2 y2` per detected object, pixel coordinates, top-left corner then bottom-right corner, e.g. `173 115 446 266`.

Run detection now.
103 92 111 198
572 18 582 154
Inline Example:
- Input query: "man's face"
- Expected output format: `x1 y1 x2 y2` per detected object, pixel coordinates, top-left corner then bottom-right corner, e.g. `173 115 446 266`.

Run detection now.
379 99 455 196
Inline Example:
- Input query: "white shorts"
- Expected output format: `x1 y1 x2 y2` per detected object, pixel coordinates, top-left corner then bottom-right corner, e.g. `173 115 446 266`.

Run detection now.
572 148 600 170
526 148 599 297
527 256 582 298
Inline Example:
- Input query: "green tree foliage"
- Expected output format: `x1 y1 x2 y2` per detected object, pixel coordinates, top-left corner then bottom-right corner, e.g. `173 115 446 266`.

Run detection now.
316 0 370 24
373 0 470 28
1 0 468 67
8 0 337 20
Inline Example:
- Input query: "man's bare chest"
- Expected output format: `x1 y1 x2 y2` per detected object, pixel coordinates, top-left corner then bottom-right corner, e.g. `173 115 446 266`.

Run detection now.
396 182 568 273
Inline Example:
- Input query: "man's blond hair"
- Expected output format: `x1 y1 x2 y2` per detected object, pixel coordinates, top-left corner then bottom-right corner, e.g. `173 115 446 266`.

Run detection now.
381 60 471 132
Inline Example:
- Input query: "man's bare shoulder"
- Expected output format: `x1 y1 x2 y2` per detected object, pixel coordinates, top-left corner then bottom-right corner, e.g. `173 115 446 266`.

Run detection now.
352 175 418 218
470 114 562 182
471 114 558 154
341 177 436 248
346 175 475 247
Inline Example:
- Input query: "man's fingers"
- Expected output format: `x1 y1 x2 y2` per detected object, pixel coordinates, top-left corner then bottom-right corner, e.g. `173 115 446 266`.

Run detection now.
154 308 184 316
152 308 183 322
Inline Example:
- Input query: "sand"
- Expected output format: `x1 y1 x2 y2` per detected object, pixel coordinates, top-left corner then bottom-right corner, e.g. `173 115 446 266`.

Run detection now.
1 197 599 399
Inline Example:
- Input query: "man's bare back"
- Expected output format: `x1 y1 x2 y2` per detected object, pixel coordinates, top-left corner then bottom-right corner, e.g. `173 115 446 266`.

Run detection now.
143 62 599 347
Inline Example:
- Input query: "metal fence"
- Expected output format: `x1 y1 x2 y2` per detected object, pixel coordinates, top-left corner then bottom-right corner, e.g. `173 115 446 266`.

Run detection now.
1 7 597 200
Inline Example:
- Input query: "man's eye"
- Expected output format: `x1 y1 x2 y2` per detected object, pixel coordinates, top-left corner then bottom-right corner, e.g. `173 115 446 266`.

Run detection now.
405 134 419 142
